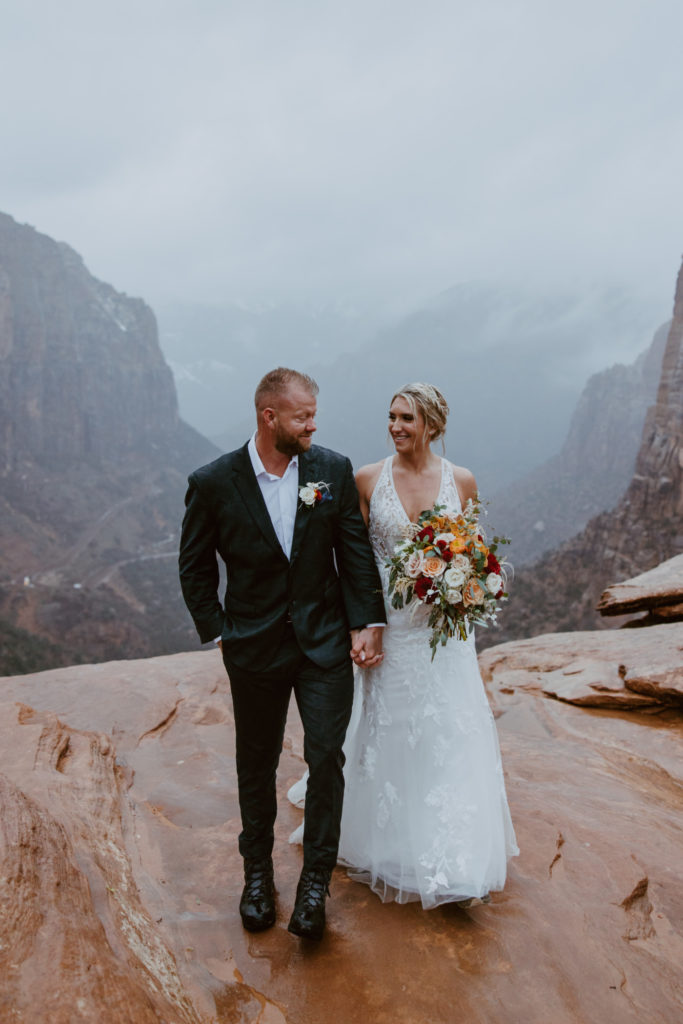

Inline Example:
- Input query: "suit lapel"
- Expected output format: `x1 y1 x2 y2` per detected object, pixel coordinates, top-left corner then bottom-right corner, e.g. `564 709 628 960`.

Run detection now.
231 444 287 558
290 449 319 565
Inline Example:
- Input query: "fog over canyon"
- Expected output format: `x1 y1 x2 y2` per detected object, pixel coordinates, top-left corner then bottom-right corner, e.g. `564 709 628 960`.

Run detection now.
1 211 680 672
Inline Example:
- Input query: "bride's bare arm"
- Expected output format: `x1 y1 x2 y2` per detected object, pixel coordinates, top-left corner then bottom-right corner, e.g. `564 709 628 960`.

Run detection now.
450 463 478 508
354 461 384 525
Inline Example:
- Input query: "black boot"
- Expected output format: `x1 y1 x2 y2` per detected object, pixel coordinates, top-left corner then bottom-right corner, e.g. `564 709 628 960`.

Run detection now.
239 858 276 932
288 867 331 940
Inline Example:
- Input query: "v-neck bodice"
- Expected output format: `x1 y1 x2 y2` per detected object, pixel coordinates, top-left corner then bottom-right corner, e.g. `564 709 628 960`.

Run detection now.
368 456 462 568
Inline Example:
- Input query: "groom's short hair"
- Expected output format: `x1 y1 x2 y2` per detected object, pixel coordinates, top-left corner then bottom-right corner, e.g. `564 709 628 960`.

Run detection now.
254 368 319 410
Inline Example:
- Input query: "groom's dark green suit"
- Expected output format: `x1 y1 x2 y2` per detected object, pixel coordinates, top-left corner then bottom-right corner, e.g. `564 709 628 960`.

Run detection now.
179 441 385 871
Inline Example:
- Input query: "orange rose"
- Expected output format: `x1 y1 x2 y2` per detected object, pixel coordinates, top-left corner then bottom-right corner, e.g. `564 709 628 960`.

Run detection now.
472 532 489 557
462 578 486 607
422 556 447 578
449 533 468 554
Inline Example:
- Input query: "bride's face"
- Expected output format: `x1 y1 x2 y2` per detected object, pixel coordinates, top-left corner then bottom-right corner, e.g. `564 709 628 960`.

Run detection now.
388 396 428 453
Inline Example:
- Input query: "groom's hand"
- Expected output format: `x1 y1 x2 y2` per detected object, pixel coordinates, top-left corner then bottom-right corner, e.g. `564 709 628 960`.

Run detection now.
350 626 384 668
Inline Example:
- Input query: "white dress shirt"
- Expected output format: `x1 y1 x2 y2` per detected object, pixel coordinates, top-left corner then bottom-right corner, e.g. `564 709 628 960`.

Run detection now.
247 432 299 559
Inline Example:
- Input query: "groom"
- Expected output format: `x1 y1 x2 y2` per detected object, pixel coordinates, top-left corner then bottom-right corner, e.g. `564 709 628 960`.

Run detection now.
179 368 386 940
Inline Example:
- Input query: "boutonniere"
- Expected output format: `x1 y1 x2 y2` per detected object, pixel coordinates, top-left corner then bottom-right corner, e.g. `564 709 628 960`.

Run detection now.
299 481 333 508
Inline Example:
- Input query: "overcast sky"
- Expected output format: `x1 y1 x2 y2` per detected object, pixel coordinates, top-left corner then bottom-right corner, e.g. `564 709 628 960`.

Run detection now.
2 0 682 316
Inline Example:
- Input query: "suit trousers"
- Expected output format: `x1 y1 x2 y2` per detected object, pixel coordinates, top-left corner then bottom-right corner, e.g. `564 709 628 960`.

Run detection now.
223 624 354 872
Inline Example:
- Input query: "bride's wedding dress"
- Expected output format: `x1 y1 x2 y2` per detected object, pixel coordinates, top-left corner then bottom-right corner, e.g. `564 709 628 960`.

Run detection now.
288 456 518 909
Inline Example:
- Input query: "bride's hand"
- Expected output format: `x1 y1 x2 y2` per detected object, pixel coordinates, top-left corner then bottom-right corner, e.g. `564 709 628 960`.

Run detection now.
350 627 384 668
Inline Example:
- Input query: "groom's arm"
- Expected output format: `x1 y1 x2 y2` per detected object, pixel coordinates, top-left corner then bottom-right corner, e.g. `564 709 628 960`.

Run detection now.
333 458 387 631
178 474 225 644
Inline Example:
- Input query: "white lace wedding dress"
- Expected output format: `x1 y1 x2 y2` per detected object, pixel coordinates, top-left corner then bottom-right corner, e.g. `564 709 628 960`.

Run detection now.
288 456 518 909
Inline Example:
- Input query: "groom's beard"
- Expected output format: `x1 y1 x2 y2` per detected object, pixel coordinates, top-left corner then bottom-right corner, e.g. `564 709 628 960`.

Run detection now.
274 428 314 457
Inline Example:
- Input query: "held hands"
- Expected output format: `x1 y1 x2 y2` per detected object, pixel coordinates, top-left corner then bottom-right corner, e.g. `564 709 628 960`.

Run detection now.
350 626 384 668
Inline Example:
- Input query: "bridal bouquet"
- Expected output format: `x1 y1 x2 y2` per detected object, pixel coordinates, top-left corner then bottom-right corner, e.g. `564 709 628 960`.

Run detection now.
386 500 509 659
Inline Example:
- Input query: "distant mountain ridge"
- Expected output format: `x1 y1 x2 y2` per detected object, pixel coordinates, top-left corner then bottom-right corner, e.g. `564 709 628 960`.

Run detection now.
489 321 669 566
489 257 683 645
0 217 179 469
0 213 218 673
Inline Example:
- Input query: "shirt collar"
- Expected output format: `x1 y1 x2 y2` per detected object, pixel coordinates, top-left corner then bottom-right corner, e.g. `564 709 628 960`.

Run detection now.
248 432 299 480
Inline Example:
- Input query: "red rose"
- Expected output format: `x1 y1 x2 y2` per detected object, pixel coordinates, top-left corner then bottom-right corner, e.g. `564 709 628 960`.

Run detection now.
417 525 435 543
485 553 501 574
414 576 437 603
435 540 453 562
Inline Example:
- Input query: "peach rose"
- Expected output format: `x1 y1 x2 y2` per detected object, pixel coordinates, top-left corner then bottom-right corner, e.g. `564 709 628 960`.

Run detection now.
422 555 447 578
462 578 486 607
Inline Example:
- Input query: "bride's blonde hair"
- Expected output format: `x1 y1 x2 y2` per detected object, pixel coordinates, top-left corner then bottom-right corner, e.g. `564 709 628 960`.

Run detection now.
390 382 450 448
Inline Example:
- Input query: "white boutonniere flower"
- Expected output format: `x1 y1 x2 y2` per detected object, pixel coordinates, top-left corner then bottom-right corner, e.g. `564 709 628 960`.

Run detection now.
299 481 333 507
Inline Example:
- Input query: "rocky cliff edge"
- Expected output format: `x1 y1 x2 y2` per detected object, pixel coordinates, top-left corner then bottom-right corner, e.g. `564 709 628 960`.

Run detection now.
1 609 681 1022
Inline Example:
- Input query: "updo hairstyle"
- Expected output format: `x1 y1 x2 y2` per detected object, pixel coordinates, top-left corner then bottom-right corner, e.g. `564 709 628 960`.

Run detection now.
390 382 450 447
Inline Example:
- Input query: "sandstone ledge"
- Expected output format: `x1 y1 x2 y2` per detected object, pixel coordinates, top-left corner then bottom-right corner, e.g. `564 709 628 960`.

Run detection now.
1 645 682 1023
597 554 683 618
480 622 683 710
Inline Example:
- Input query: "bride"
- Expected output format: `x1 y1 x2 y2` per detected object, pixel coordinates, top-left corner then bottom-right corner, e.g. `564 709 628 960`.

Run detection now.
289 382 518 909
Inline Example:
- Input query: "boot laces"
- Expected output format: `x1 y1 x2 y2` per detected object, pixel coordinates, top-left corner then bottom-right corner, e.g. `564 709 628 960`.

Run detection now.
299 870 330 907
244 861 273 899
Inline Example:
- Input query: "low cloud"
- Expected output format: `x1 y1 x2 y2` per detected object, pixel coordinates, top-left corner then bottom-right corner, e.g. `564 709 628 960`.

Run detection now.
1 0 682 316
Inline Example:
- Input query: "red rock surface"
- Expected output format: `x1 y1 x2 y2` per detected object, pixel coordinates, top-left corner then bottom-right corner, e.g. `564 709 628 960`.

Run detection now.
480 622 683 711
1 642 682 1023
597 553 683 619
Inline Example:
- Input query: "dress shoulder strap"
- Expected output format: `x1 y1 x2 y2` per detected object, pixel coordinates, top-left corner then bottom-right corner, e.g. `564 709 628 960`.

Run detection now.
439 458 462 513
368 456 393 507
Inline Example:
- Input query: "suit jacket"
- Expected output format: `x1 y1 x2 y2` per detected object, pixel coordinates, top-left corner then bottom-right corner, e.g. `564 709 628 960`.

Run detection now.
179 442 386 671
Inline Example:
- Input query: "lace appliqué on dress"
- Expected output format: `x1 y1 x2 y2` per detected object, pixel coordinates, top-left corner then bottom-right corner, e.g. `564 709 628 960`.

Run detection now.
336 457 518 908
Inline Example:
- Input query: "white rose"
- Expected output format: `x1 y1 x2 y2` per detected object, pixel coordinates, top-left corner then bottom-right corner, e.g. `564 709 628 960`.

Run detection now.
405 551 424 578
486 572 503 594
434 532 455 544
444 565 466 589
450 553 470 574
445 588 462 604
299 486 317 506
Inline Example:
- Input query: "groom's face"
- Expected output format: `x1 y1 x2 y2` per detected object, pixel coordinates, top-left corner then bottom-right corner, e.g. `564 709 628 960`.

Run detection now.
272 385 317 456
